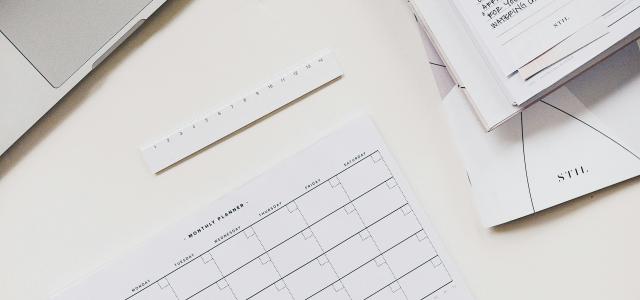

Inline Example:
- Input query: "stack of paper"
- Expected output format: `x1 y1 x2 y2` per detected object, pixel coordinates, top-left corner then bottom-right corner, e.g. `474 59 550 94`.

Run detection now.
412 0 640 130
418 20 640 226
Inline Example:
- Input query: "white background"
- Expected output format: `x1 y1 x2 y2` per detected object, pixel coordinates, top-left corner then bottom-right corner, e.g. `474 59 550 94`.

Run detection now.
1 0 639 299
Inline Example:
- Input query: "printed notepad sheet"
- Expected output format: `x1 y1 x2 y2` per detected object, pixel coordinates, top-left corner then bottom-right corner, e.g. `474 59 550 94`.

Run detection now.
52 117 473 300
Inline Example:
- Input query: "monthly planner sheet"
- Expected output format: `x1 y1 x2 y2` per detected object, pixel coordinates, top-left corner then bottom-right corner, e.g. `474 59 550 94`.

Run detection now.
52 117 474 300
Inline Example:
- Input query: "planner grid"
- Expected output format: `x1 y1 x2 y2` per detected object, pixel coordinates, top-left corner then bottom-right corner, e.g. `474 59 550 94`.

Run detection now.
126 151 455 300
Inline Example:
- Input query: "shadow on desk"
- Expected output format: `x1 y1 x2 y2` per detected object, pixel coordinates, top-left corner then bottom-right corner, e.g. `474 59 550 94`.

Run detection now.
0 0 194 179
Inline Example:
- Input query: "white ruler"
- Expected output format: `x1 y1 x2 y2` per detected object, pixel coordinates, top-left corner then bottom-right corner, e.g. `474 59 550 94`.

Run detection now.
141 49 343 173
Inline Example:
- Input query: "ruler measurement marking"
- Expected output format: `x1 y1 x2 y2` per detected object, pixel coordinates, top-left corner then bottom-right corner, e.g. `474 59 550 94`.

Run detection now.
141 50 343 173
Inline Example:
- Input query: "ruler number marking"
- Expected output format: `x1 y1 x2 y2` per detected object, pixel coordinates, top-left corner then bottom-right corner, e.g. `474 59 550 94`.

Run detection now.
142 50 341 173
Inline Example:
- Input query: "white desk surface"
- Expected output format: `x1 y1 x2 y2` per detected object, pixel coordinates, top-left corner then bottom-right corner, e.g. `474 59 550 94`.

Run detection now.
1 1 640 299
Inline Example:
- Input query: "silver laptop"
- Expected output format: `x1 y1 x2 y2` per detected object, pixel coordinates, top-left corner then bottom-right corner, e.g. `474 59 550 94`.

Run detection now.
0 0 167 155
